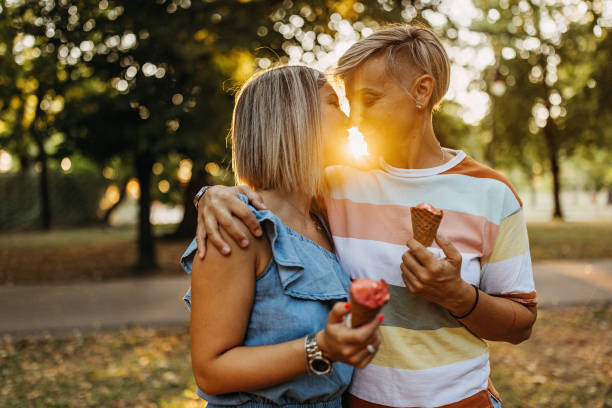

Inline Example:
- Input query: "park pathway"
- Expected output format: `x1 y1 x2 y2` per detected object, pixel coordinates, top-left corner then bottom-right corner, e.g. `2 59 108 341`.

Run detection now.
1 260 611 341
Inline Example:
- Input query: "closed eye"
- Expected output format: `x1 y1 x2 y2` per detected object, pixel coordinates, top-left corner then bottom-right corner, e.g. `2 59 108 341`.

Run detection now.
327 96 340 108
363 95 379 107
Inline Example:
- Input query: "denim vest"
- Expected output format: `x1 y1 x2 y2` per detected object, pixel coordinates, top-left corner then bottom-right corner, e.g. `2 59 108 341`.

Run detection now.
181 195 354 408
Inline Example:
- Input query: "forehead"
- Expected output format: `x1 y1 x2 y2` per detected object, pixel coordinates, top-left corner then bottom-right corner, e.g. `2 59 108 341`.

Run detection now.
345 55 389 93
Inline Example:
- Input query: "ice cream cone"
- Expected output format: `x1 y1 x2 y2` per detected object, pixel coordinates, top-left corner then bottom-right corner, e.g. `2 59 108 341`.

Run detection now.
349 278 389 328
349 293 384 328
411 206 443 247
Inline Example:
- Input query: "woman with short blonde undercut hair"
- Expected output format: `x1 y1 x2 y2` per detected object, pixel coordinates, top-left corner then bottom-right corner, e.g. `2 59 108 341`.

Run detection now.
336 24 450 111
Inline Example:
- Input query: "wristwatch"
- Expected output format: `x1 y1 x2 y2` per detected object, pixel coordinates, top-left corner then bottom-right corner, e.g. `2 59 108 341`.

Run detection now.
193 186 210 210
305 333 332 375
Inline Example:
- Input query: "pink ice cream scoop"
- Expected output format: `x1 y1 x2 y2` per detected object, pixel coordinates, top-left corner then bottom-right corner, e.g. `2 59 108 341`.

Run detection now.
349 278 389 327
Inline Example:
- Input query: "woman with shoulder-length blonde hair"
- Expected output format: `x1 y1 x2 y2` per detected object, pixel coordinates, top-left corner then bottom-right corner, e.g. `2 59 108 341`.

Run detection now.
180 65 384 408
194 24 537 408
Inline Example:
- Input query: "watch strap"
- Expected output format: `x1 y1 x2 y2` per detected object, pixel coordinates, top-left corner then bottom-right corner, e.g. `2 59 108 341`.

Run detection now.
304 333 332 375
193 186 210 210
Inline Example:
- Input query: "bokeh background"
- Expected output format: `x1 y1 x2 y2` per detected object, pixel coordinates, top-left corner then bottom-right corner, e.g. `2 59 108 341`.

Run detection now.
0 1 611 407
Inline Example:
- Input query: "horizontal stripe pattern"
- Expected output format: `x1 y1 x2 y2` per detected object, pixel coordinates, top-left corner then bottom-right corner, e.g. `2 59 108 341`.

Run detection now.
381 284 462 331
332 236 483 290
327 168 521 225
373 325 489 370
349 354 491 408
327 198 499 258
481 251 535 295
440 155 523 207
324 153 534 407
483 208 529 264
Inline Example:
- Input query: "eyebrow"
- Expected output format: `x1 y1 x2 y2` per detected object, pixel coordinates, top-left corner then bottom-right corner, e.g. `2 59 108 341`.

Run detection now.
354 87 383 96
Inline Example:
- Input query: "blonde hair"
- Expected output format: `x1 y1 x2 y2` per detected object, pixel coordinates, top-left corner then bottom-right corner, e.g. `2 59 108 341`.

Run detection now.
231 65 328 198
336 24 450 110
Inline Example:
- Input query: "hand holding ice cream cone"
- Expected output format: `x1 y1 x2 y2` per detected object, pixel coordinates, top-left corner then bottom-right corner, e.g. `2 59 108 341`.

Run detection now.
410 202 443 247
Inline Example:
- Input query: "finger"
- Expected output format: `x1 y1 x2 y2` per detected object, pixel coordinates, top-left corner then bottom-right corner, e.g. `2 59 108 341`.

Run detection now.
230 201 263 238
205 213 231 255
400 263 423 294
401 250 428 282
361 327 381 349
328 302 351 324
195 221 207 259
353 336 382 369
406 238 436 268
435 234 462 265
237 185 267 210
347 312 383 344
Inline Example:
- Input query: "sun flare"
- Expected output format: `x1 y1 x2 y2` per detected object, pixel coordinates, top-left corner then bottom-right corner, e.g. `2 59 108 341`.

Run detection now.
346 126 369 159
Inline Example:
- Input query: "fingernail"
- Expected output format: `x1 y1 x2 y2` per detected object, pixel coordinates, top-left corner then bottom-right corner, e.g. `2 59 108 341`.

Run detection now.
222 246 230 254
378 314 385 323
259 202 267 209
344 302 351 309
255 228 262 236
240 239 249 248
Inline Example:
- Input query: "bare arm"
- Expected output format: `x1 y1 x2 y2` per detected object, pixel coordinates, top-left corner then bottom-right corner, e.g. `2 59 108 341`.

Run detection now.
400 236 537 344
191 225 383 396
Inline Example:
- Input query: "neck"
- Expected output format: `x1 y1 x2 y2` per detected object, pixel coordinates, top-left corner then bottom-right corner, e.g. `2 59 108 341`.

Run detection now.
258 189 311 218
383 115 445 169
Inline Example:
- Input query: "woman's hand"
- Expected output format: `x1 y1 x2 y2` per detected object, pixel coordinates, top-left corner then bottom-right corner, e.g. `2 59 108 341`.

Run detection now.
196 185 266 258
317 302 383 369
400 235 473 316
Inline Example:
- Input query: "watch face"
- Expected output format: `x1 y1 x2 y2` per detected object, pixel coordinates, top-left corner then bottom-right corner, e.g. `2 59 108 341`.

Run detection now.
311 357 331 374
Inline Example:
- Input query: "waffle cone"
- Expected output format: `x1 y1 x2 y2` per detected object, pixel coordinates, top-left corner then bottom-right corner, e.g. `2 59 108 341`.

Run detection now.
349 293 383 328
411 207 443 247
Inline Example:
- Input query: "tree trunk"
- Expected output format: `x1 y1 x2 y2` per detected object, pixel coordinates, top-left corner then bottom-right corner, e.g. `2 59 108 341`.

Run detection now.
170 162 209 239
35 137 51 230
543 119 563 220
135 154 157 271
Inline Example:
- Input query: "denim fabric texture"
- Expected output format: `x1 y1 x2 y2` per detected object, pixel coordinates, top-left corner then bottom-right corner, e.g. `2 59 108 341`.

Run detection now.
490 393 502 408
181 195 354 408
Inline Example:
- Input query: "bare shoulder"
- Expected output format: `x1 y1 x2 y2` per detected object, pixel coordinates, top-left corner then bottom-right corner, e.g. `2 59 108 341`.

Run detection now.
194 215 269 277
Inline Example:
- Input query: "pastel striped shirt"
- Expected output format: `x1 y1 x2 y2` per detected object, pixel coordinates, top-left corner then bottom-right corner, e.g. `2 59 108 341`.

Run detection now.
324 149 536 408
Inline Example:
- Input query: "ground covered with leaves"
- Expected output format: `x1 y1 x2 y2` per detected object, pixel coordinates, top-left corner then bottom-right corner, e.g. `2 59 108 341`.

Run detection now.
1 305 610 408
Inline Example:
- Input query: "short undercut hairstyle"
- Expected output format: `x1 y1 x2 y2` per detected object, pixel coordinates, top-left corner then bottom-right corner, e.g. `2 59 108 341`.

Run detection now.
336 24 451 110
232 65 328 198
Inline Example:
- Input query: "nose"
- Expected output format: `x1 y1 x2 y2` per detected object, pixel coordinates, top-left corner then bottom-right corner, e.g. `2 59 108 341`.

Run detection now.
349 106 362 127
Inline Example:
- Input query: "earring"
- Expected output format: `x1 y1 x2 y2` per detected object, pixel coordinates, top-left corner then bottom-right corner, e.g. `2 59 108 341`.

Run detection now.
415 101 423 109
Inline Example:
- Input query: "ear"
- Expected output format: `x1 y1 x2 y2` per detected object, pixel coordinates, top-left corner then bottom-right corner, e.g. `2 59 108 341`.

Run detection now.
412 74 435 109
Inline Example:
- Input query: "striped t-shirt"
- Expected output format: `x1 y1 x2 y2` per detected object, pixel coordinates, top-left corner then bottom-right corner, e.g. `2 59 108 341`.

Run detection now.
324 149 536 408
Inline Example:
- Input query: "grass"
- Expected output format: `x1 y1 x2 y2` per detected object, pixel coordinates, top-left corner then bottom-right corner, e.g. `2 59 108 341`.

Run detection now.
0 305 609 408
0 221 611 284
0 225 190 285
527 221 612 261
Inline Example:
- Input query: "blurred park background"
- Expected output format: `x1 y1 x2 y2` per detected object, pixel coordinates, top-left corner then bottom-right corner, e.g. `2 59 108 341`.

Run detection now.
0 0 611 407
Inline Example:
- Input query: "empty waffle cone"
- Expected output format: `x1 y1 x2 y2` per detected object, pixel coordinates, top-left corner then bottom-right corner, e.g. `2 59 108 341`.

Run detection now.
411 207 443 247
349 293 383 328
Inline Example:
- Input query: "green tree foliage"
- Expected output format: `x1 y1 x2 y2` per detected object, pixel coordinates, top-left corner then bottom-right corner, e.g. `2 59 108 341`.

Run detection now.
474 0 609 219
